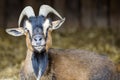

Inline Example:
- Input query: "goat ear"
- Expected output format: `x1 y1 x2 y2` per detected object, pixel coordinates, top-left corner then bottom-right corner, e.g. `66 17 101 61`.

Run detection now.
6 28 24 36
52 18 65 30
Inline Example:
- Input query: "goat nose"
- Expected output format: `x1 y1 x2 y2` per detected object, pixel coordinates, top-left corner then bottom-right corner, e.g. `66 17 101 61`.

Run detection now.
34 38 42 41
34 38 37 41
39 38 42 41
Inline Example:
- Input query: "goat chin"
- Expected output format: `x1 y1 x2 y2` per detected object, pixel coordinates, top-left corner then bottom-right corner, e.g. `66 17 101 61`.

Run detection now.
33 46 46 53
20 48 118 80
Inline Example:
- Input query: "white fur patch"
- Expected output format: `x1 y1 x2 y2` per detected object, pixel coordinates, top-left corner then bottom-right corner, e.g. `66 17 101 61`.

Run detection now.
25 20 33 36
42 19 50 37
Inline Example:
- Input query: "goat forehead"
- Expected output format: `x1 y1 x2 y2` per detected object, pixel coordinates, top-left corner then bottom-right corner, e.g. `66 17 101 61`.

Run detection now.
27 16 46 35
29 16 45 30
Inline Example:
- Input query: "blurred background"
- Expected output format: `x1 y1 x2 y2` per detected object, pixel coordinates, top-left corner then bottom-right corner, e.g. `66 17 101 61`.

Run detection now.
0 0 120 79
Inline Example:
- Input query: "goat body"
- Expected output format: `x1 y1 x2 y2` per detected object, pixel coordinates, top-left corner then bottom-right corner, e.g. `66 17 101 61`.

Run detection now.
20 48 117 80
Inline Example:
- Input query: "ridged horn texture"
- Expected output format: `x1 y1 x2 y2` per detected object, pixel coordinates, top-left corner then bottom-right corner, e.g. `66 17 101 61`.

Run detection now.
18 6 35 27
39 5 62 19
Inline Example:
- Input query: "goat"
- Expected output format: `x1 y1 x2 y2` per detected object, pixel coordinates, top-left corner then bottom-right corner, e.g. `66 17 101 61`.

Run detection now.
6 5 118 80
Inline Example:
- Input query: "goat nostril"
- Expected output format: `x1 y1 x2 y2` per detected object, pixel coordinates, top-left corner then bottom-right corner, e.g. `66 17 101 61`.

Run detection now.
39 38 42 41
34 38 37 41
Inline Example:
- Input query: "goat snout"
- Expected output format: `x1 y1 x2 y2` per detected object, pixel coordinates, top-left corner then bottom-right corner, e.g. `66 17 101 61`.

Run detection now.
33 37 42 46
32 35 45 46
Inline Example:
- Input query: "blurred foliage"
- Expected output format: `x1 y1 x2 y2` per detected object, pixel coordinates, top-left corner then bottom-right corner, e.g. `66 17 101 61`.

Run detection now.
0 27 120 79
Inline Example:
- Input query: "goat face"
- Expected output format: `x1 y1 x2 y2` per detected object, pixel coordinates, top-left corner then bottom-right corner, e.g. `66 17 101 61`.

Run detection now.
25 16 46 52
6 5 65 52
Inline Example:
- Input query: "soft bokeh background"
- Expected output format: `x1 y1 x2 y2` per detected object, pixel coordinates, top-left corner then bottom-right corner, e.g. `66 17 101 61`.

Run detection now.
0 0 120 79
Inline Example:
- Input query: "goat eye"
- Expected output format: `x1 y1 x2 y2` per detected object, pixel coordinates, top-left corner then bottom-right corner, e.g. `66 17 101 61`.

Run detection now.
49 25 52 28
49 23 52 27
24 28 29 32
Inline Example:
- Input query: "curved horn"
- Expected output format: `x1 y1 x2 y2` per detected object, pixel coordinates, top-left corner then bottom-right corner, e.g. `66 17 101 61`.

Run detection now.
39 5 62 19
18 6 35 27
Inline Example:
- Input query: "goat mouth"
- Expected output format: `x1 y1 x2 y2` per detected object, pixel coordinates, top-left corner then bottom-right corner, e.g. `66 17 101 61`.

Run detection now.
33 46 45 52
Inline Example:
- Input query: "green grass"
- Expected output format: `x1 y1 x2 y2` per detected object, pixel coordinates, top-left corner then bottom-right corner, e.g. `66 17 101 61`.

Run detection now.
0 27 120 79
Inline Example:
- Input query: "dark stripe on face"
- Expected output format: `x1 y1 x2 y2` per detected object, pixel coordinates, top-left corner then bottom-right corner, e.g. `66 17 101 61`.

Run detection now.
29 16 45 31
28 16 46 38
27 30 32 42
45 28 49 41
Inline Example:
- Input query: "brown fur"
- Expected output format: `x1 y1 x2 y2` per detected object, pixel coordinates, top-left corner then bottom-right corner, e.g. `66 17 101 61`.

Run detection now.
20 48 118 80
45 28 52 52
47 49 117 80
25 32 33 52
20 49 35 80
